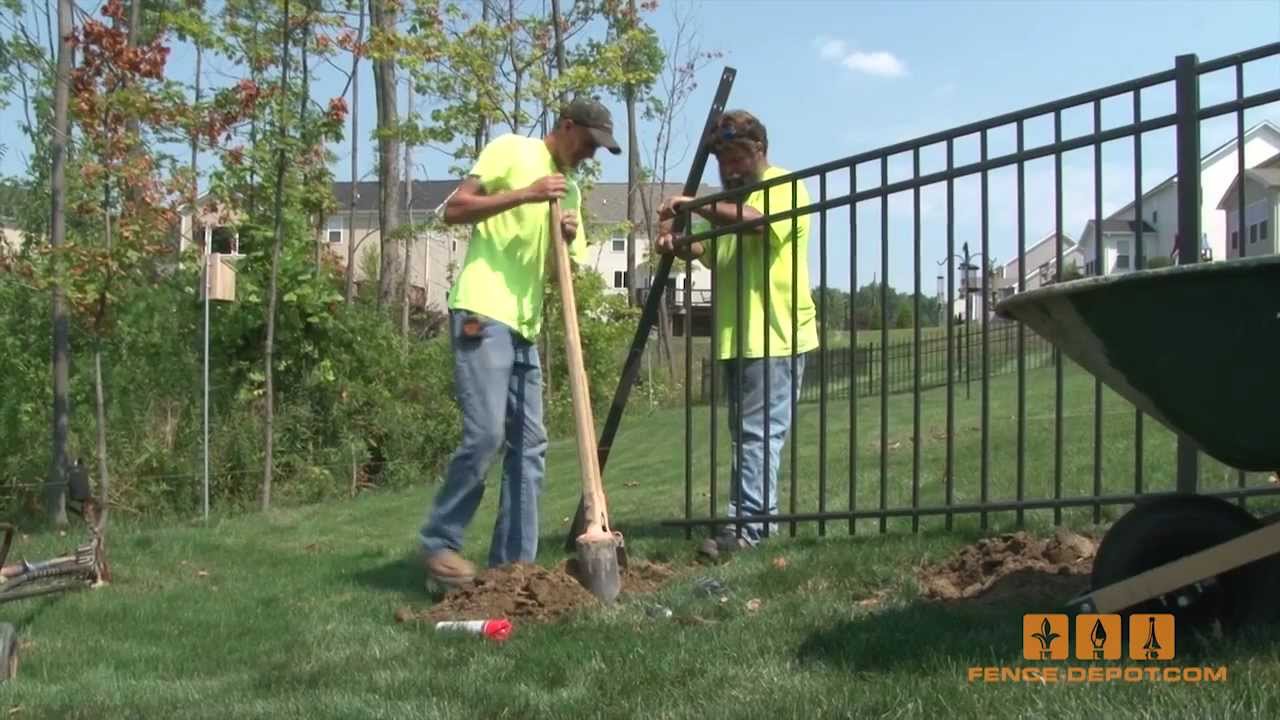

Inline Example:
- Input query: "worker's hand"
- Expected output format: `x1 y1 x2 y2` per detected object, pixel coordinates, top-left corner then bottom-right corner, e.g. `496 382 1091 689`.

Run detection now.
524 174 567 203
658 195 696 221
560 210 579 242
655 230 678 256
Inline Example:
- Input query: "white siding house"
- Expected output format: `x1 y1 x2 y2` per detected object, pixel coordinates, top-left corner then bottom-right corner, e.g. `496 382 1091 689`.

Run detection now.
994 232 1081 302
1218 151 1280 258
1078 120 1280 273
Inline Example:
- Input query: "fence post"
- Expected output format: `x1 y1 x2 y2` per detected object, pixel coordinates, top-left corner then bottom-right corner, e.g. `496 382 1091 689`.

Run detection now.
1174 52 1201 495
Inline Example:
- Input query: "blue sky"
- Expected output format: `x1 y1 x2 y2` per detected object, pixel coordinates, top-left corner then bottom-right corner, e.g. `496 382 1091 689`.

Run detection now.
3 0 1278 294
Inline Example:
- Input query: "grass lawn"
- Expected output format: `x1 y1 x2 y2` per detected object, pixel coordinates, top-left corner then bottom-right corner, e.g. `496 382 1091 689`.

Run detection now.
3 362 1280 718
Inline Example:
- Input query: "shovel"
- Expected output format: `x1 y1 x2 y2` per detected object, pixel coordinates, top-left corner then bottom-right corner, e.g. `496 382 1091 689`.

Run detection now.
549 198 622 605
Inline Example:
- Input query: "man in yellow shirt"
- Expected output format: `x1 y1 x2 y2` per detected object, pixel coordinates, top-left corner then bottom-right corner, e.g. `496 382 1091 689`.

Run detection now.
656 109 818 560
419 97 621 588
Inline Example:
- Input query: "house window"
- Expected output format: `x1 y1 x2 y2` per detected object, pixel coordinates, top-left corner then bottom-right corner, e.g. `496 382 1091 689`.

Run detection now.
1250 223 1258 244
1115 240 1130 271
1262 220 1270 243
613 270 629 289
612 236 626 253
328 216 344 244
1152 210 1158 225
210 226 238 255
1231 231 1239 249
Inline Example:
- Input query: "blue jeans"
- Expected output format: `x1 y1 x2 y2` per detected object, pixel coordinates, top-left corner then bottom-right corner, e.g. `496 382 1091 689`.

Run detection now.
720 354 806 545
419 310 548 567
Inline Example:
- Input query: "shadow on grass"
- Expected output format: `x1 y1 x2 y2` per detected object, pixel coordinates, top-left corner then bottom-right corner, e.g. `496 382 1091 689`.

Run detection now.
348 552 429 600
796 569 1088 672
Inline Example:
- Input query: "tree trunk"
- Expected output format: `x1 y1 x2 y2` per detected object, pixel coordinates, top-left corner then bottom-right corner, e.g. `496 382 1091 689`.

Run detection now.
371 0 400 309
301 4 319 270
190 42 201 251
473 0 491 156
508 0 521 134
93 347 110 529
262 0 293 511
624 0 639 308
47 0 73 527
121 0 143 212
345 0 364 303
400 78 413 337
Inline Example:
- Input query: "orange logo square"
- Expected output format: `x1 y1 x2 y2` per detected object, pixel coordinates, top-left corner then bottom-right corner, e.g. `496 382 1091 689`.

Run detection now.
1075 614 1122 660
1023 614 1069 660
1128 614 1175 660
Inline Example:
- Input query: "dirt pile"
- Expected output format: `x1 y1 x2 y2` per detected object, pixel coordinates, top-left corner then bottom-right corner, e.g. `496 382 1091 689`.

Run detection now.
396 559 679 625
916 528 1099 605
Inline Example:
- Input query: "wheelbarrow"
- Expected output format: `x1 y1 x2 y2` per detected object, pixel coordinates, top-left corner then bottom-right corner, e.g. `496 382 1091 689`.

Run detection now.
995 254 1280 633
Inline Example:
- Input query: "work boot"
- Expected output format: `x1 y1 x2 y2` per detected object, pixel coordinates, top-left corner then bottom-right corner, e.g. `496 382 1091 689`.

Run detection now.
697 530 753 563
423 549 475 590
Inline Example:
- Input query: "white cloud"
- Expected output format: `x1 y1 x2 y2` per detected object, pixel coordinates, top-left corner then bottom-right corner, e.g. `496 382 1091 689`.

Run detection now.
815 36 907 78
819 39 848 61
842 51 907 78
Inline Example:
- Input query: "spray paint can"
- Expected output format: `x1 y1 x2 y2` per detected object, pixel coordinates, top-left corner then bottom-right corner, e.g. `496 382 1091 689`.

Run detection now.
434 618 514 641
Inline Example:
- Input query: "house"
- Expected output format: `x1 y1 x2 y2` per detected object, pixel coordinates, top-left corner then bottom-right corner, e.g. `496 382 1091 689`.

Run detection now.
0 217 22 254
1077 120 1280 274
180 178 721 325
993 232 1081 302
180 180 468 310
577 181 719 335
1218 150 1280 258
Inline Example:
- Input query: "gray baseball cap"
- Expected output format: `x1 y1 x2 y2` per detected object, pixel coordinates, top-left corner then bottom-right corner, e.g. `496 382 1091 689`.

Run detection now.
562 96 622 155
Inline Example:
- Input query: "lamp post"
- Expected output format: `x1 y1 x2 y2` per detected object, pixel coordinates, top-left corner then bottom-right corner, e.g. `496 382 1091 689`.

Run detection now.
936 242 991 400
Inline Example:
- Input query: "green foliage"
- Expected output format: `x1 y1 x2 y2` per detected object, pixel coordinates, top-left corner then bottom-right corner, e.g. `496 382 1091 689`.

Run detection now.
0 260 460 516
541 262 640 437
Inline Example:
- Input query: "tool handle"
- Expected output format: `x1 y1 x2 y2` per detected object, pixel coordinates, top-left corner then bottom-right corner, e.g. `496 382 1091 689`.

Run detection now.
549 200 609 537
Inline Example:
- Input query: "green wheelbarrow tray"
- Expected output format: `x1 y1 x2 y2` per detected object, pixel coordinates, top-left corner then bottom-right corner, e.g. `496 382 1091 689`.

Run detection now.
994 254 1280 473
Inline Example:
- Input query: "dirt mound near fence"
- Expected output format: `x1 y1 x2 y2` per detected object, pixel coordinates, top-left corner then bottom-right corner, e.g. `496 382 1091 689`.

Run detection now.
916 528 1099 606
395 559 679 625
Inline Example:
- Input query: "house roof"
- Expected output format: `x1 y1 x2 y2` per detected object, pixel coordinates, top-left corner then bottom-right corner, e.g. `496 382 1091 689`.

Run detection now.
1104 120 1280 221
1215 152 1280 210
332 180 460 214
1001 232 1075 269
582 181 720 227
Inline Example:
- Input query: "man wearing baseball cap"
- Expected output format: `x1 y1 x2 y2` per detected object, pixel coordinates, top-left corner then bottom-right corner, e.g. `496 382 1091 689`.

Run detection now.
418 97 622 589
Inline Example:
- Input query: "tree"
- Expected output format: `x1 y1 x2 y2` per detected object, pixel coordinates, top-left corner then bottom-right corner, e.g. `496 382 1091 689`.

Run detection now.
47 0 73 526
368 0 400 309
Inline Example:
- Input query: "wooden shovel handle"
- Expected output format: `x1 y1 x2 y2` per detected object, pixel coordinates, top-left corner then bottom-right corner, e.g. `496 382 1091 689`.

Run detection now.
549 199 610 538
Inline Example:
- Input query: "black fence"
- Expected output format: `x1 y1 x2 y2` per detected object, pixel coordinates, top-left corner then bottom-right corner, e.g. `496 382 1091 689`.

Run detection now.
567 43 1280 549
697 320 1056 406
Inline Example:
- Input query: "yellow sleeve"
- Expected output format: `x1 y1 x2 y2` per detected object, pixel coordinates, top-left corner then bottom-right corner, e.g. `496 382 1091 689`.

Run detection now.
467 134 514 192
747 174 810 248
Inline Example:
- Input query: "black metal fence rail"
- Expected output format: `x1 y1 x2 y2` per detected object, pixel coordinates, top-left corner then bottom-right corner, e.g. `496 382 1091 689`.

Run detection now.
646 43 1280 540
696 321 1056 405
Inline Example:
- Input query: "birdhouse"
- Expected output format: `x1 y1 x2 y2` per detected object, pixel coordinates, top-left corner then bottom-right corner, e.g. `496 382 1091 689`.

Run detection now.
205 252 239 302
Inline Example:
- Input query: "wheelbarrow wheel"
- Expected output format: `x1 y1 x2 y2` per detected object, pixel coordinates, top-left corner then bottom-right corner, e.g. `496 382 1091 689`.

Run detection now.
1091 494 1278 636
0 623 16 682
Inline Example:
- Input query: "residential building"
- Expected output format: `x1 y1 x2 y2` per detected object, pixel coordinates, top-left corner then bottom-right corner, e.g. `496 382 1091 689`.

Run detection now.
993 232 1081 302
181 180 469 310
577 181 719 335
1077 120 1280 274
180 178 721 326
1218 150 1280 258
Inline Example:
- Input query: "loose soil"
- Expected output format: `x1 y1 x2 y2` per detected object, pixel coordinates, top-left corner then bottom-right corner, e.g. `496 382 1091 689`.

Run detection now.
915 528 1100 606
396 559 679 625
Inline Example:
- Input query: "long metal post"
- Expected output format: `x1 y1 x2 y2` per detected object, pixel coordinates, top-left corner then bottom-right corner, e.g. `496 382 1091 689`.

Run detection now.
564 67 736 551
202 251 210 522
1174 53 1201 495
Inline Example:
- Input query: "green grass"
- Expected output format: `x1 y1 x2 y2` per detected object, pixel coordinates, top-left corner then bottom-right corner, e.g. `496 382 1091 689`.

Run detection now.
4 363 1280 718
